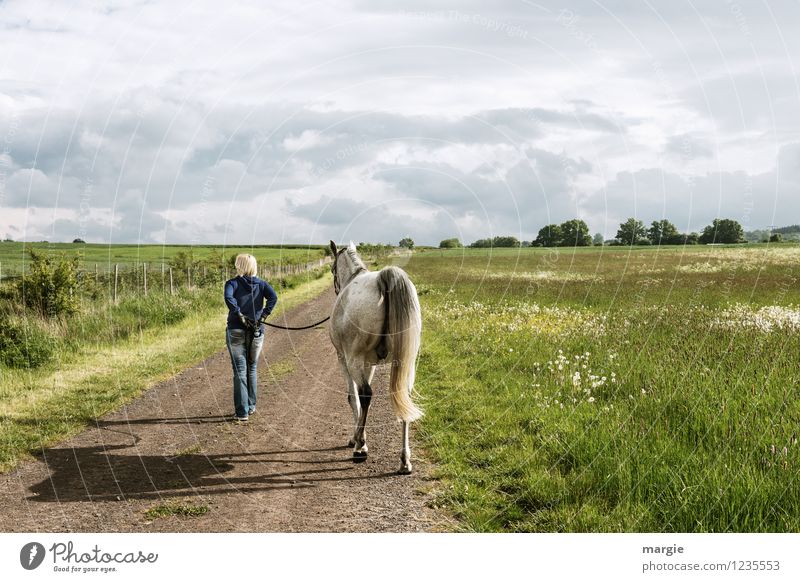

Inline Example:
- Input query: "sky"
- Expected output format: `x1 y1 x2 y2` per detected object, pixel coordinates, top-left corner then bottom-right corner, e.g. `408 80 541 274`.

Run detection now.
1 0 798 246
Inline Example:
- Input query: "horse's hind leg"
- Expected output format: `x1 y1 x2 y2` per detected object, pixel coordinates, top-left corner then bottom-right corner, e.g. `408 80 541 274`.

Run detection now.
339 357 360 447
352 365 376 462
399 421 412 474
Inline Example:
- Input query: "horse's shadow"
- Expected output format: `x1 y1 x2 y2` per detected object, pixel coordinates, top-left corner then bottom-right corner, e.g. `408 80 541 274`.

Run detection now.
27 442 395 503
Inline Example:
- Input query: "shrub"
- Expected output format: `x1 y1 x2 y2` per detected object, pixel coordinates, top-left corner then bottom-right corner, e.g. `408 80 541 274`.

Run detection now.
439 238 463 249
17 249 80 318
0 316 57 368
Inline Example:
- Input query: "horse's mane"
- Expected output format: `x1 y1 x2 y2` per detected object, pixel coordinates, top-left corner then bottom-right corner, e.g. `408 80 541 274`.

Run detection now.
343 244 367 274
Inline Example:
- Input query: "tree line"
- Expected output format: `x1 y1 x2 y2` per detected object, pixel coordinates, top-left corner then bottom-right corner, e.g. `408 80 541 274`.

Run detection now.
435 217 752 249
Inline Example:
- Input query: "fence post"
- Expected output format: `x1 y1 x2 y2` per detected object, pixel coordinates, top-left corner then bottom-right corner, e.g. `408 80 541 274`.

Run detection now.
169 268 174 295
143 263 148 296
161 262 165 286
113 264 119 304
187 266 191 288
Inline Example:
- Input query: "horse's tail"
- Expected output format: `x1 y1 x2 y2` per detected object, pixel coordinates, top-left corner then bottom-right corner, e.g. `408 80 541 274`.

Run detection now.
377 266 423 423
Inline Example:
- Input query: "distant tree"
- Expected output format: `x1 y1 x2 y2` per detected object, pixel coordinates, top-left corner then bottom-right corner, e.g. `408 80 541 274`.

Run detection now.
699 219 744 244
769 233 783 243
685 232 700 245
521 240 532 248
616 218 646 245
559 219 592 247
399 237 415 249
534 224 562 247
439 238 463 249
72 238 86 244
647 220 680 245
592 233 604 246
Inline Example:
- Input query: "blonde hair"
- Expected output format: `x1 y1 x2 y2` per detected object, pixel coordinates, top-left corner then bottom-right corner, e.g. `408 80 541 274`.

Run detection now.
235 253 258 277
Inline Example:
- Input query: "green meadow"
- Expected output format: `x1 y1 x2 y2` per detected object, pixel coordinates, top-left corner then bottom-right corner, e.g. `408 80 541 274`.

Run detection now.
406 244 800 532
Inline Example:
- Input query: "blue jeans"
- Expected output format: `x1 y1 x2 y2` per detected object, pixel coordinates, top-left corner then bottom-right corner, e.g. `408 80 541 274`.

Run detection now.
226 327 265 418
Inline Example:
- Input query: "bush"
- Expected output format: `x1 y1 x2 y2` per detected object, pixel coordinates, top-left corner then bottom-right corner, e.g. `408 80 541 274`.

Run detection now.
470 236 521 248
0 316 57 368
439 238 463 249
17 249 80 318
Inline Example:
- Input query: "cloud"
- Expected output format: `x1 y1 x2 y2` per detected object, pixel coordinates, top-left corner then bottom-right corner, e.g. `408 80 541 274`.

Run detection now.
1 0 798 243
583 142 800 236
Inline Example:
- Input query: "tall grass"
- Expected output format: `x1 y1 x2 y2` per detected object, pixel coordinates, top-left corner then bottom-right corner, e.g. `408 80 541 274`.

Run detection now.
402 245 800 531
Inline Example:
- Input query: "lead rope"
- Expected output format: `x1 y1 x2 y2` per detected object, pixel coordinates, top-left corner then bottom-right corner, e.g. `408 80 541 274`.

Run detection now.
262 315 331 331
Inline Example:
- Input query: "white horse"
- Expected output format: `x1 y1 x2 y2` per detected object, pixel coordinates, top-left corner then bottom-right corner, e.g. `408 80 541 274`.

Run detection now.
328 241 423 474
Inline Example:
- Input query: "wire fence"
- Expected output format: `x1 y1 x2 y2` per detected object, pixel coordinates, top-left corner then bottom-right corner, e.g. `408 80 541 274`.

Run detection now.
0 256 333 303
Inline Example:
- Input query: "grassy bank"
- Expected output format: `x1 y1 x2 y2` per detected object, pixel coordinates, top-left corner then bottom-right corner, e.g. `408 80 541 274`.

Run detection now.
403 245 800 531
0 272 331 472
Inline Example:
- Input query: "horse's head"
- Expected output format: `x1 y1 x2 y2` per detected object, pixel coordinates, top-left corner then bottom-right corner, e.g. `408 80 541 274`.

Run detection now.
330 241 365 294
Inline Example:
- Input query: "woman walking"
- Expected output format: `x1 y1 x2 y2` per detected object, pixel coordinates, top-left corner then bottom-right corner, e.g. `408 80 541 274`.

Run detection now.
224 254 278 421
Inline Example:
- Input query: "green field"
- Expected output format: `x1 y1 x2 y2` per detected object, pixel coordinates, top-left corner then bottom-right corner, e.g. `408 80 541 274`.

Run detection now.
0 242 325 276
405 244 800 532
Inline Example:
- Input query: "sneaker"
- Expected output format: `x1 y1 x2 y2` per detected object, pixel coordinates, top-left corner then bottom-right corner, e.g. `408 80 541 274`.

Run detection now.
248 407 256 416
233 414 249 422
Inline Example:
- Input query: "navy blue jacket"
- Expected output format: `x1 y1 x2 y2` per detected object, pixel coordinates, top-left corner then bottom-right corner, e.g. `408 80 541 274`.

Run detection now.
224 275 278 330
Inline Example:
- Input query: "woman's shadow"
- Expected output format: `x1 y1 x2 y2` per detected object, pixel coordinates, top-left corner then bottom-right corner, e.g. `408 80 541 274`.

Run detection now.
26 441 382 503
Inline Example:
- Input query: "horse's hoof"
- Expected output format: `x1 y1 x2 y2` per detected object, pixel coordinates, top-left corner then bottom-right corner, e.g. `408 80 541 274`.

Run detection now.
353 450 368 463
348 439 356 447
398 464 413 475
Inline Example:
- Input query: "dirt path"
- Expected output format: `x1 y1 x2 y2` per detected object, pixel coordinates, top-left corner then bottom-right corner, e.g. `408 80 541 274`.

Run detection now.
0 288 443 532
